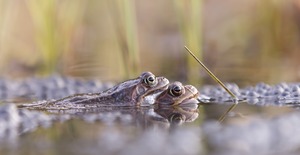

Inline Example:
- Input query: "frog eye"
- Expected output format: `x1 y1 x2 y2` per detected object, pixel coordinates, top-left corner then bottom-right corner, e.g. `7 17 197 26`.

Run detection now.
169 85 183 97
144 75 157 86
168 113 184 124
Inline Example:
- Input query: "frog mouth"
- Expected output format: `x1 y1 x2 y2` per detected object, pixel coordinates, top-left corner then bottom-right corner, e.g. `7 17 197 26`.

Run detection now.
140 91 165 106
139 82 169 106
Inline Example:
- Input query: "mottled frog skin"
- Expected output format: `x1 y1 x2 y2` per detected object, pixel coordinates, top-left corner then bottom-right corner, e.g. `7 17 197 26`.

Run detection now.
20 72 170 109
155 81 199 106
20 73 200 110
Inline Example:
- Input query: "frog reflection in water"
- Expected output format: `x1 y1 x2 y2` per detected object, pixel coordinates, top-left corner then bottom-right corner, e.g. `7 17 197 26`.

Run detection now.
20 72 199 110
151 81 199 125
45 82 199 126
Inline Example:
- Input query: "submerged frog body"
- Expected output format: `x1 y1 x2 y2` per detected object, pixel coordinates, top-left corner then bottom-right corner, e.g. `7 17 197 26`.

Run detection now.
20 72 169 109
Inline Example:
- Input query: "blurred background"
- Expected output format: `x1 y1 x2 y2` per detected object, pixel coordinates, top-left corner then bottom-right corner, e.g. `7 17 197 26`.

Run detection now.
0 0 300 87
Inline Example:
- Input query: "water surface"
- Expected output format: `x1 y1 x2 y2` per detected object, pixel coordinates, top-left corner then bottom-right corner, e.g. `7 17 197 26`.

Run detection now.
1 100 299 155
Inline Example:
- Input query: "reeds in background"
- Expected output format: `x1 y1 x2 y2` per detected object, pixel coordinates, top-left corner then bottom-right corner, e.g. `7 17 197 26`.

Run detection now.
108 0 140 79
256 0 299 82
174 0 203 86
0 1 14 73
26 0 57 75
26 0 86 75
0 0 299 83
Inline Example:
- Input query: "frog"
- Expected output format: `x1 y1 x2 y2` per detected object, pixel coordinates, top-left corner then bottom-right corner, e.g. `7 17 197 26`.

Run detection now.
155 81 199 106
19 72 170 109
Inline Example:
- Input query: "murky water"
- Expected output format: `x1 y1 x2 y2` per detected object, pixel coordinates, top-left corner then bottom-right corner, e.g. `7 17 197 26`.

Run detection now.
0 102 299 155
1 76 300 155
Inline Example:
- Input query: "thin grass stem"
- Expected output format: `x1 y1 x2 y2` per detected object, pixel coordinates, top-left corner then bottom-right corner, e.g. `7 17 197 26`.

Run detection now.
184 46 238 100
184 46 239 122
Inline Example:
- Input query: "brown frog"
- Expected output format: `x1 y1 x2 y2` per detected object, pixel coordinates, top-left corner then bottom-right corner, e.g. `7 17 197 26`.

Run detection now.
20 72 169 109
155 81 199 106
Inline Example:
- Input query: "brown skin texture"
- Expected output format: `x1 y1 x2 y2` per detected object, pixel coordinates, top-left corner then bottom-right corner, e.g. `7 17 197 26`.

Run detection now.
155 81 199 106
20 72 170 109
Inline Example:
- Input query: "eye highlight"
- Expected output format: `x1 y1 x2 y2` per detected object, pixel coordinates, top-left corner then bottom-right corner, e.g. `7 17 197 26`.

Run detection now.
169 84 183 97
143 75 157 86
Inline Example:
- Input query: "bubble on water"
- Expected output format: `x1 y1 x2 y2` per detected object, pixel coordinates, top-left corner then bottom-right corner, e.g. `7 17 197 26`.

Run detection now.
256 82 271 90
270 87 285 95
278 91 291 100
247 91 260 98
291 91 300 98
263 92 274 98
291 85 300 93
276 82 289 89
255 87 267 94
